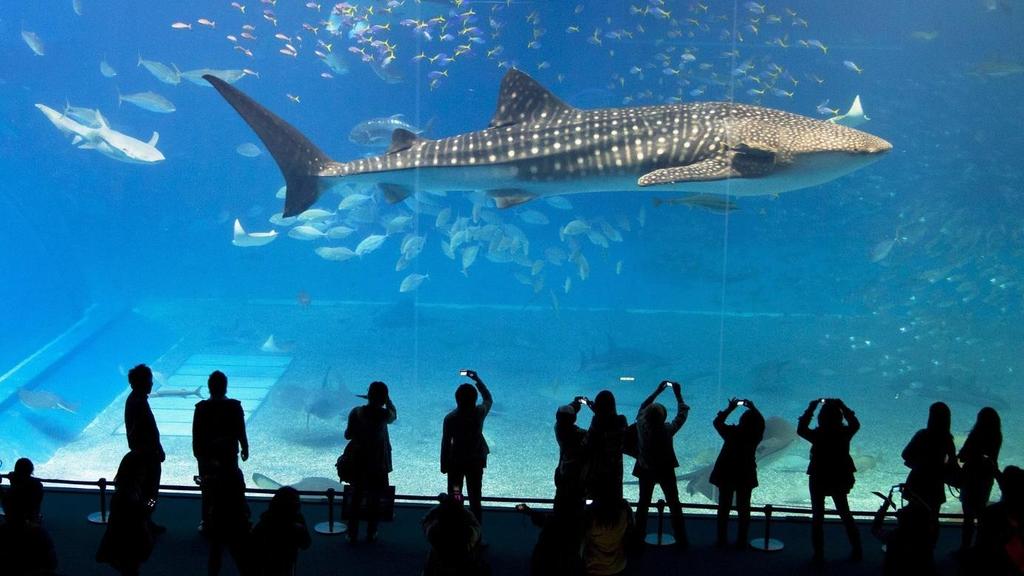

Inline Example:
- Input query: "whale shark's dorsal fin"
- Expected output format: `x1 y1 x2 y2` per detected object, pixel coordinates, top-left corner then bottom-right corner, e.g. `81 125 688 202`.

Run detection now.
489 69 575 128
387 128 424 155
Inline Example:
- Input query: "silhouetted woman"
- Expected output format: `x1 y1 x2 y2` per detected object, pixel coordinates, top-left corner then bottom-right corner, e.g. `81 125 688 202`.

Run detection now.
902 401 957 526
441 370 492 524
958 406 1001 552
710 398 765 549
632 380 689 549
345 380 397 543
584 390 628 504
250 486 312 576
797 398 863 564
3 458 44 526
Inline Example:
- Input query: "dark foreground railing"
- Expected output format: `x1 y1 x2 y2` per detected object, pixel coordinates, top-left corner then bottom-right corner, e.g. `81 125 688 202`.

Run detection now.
4 474 964 550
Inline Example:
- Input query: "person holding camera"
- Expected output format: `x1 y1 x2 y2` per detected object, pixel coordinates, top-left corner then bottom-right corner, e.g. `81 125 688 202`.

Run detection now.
798 397 863 564
632 380 689 549
344 380 397 543
709 398 765 549
554 397 589 515
441 369 493 524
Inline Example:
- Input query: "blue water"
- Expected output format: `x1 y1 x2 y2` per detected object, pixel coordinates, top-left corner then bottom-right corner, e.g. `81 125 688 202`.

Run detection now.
0 1 1021 509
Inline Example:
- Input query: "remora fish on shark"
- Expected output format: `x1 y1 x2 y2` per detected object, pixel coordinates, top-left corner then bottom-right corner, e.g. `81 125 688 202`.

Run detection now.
205 69 891 218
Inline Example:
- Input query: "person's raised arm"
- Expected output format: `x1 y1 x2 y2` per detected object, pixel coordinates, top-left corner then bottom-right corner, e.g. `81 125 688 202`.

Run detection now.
669 382 688 434
384 396 397 424
714 398 739 437
838 399 860 437
638 381 666 416
797 399 818 441
466 369 492 413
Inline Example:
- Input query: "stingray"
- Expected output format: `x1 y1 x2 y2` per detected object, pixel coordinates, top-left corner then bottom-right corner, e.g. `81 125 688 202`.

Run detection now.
18 389 78 414
252 472 343 493
676 416 797 502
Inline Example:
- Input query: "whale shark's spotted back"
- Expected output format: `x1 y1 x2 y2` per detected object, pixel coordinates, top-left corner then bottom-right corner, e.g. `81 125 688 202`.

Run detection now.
206 69 891 216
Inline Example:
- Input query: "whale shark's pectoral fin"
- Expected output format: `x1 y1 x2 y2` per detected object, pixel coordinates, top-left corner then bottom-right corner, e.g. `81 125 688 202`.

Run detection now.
379 182 412 204
71 135 83 145
387 128 426 154
638 158 737 186
488 188 537 209
147 132 159 147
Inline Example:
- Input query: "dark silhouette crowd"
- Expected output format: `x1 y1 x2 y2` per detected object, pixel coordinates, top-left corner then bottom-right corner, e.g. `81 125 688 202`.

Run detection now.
1 363 1022 576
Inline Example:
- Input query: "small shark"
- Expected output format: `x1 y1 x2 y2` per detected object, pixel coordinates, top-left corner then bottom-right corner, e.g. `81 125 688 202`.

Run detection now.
205 69 891 217
150 385 204 399
579 336 675 373
36 103 165 164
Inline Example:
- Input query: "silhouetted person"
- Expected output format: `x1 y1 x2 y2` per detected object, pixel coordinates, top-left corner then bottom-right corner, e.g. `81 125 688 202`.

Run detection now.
632 380 689 549
193 370 249 532
345 380 396 543
97 451 155 576
3 458 44 526
958 406 1001 552
517 502 585 576
710 398 765 549
422 490 489 576
441 369 492 524
583 498 633 576
871 485 937 576
554 398 588 516
974 465 1024 576
798 397 863 564
124 363 165 533
0 467 57 576
584 390 627 503
205 466 251 576
250 486 312 576
902 401 957 527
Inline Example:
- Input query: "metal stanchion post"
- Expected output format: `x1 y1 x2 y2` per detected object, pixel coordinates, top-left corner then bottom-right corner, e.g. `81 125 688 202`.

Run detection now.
88 478 109 524
749 504 784 552
645 499 676 546
315 487 347 535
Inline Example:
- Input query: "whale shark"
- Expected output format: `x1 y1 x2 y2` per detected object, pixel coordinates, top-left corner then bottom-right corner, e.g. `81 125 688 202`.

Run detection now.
205 69 891 217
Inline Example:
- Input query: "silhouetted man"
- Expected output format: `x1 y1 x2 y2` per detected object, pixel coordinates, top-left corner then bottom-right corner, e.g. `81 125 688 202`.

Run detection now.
441 369 493 524
193 370 249 531
125 363 165 533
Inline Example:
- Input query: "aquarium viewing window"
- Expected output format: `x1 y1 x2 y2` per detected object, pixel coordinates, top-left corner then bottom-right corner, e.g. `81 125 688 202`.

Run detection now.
1 0 1019 514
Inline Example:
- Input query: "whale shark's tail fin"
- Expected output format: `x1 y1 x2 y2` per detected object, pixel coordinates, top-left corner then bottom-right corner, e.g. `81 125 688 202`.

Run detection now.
205 74 333 217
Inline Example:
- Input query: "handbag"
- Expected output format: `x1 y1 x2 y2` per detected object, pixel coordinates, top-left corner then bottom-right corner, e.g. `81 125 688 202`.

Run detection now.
336 441 361 484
